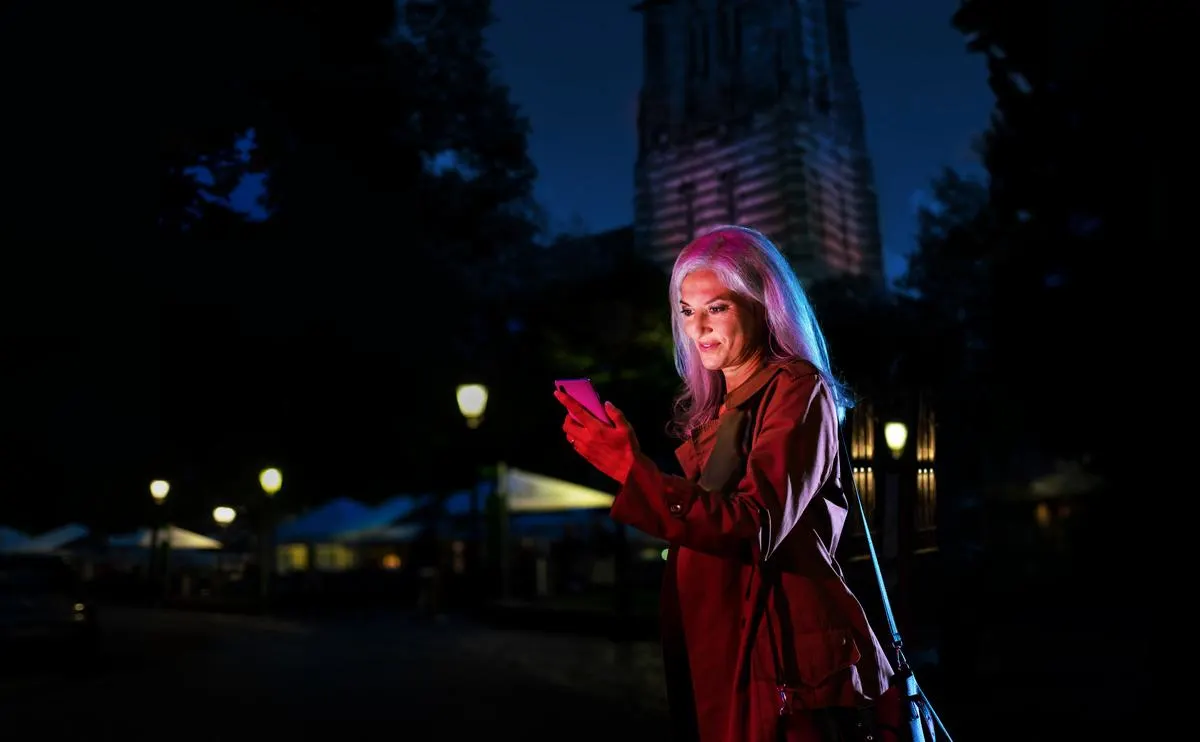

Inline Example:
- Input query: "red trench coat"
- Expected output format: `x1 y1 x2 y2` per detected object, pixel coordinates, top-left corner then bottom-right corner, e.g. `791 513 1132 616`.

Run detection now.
611 361 893 742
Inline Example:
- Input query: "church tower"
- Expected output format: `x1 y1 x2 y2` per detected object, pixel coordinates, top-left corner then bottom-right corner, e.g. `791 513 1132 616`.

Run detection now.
633 0 884 284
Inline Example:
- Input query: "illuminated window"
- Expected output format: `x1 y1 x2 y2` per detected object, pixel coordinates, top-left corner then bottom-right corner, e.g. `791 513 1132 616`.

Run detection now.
276 543 308 574
849 466 876 534
916 468 936 531
680 182 697 241
850 403 874 460
314 544 356 571
452 540 466 575
917 397 936 463
719 170 738 222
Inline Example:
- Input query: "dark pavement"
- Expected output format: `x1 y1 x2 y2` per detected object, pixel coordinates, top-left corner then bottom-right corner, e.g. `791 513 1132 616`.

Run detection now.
0 603 1149 741
0 606 670 739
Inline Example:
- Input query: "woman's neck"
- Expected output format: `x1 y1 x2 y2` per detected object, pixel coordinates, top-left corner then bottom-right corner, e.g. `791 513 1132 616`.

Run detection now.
721 353 767 397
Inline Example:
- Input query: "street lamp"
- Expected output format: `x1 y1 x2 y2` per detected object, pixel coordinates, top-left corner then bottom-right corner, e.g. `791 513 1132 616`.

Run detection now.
212 506 237 587
259 468 282 496
150 480 170 504
456 383 488 429
213 506 237 527
257 468 281 604
884 421 908 460
455 383 491 606
148 480 171 598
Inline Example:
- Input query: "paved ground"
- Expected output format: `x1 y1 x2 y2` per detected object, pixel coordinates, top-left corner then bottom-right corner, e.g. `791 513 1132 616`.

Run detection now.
0 607 670 739
0 604 1150 741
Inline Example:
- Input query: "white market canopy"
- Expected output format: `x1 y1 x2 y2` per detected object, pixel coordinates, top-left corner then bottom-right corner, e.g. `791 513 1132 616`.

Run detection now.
502 467 615 513
0 526 29 550
3 523 89 553
109 526 222 550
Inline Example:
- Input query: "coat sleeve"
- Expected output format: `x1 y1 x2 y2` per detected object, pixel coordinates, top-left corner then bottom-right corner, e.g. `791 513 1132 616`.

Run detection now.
609 373 837 561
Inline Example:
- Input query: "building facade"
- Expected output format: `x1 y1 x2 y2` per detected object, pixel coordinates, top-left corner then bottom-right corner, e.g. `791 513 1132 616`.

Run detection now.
633 0 884 284
844 395 938 560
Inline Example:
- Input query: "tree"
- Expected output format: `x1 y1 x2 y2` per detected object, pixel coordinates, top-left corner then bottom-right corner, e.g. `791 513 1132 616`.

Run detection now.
408 0 543 294
2 0 547 509
897 169 995 385
446 228 682 484
0 1 267 240
807 273 909 403
931 2 1165 699
948 0 1165 475
165 0 544 492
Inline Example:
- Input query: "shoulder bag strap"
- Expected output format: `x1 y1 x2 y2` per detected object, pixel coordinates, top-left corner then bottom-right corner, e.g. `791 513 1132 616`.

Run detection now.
838 423 956 741
836 424 905 661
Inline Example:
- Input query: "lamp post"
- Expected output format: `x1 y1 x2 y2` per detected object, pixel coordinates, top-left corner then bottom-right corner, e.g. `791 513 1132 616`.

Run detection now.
456 384 490 607
258 468 281 606
147 480 169 595
883 419 915 634
213 506 237 586
881 421 908 561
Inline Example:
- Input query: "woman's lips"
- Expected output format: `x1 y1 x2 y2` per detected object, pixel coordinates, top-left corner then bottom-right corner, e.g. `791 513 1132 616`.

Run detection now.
698 342 720 352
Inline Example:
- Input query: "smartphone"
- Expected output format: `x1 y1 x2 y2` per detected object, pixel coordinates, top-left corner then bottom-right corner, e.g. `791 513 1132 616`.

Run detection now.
554 378 613 425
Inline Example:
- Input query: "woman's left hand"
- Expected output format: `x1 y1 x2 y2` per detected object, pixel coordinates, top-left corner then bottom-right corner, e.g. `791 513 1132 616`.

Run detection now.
554 390 640 484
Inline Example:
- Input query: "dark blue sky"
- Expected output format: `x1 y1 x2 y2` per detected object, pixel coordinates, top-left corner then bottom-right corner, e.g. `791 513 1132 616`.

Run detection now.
487 0 994 283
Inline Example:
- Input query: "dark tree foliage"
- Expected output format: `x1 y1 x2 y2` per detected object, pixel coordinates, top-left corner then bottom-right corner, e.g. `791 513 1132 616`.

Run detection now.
900 0 1165 483
476 238 679 487
807 273 907 403
0 0 544 526
918 3 1165 707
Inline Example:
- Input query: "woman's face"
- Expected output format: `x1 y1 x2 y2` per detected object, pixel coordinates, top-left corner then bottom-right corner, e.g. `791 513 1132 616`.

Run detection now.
679 269 763 378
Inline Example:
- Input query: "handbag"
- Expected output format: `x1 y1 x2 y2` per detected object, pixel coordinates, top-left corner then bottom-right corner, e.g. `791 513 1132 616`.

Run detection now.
835 425 954 742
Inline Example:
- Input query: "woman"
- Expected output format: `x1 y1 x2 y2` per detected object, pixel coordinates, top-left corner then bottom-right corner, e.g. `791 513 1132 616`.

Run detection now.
555 226 893 742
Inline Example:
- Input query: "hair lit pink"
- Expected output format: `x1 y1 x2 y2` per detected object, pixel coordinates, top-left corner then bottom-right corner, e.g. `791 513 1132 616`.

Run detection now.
668 225 850 439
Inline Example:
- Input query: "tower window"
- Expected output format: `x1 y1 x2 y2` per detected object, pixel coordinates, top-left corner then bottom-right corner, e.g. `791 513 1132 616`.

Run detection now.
688 20 710 80
734 6 743 60
814 73 832 115
719 171 738 223
680 182 697 241
717 1 732 61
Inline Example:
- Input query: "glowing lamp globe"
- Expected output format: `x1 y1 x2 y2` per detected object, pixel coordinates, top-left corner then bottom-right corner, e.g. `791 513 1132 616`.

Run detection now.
456 384 489 428
883 422 908 459
150 480 170 503
259 468 282 496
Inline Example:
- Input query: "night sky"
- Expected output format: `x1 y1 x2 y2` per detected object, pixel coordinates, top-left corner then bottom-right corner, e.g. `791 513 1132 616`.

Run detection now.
487 0 994 282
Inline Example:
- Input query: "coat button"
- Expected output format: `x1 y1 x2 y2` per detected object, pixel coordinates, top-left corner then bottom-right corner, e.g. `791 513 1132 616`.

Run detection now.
668 502 682 514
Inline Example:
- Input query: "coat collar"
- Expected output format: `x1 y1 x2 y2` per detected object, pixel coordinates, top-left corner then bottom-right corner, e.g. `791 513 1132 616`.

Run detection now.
723 362 786 410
